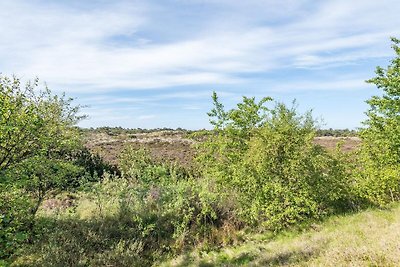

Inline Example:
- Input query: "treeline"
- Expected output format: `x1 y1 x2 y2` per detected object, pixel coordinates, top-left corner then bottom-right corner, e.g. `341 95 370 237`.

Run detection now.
80 126 195 136
1 38 400 266
316 128 357 137
82 126 358 138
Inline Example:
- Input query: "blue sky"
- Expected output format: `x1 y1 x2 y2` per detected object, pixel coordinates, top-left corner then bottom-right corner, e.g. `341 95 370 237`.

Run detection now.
1 0 400 129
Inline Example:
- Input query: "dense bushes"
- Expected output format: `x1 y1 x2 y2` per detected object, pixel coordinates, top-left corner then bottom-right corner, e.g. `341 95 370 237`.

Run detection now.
117 147 239 250
353 37 400 205
199 96 352 230
0 76 106 261
71 147 120 179
3 38 400 266
14 148 239 266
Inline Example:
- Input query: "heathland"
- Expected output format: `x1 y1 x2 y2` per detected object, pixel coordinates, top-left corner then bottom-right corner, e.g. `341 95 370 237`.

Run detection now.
1 38 400 266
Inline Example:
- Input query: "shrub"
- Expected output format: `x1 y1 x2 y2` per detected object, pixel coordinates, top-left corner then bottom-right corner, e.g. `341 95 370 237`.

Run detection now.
239 104 351 228
14 170 240 266
118 146 195 186
355 37 400 205
0 75 86 260
117 147 240 247
199 95 352 230
71 147 120 179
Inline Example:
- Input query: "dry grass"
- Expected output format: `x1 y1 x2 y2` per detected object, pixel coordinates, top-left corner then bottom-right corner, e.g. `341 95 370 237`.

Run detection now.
314 136 361 153
85 131 196 167
160 203 400 266
84 131 361 168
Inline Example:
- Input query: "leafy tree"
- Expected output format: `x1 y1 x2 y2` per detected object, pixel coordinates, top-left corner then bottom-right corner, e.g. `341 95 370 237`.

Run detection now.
0 75 86 259
362 37 400 163
355 38 400 204
199 92 272 178
199 94 351 229
0 75 84 171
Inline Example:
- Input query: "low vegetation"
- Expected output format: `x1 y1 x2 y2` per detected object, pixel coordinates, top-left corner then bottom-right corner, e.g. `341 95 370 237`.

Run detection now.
161 203 400 266
1 38 400 266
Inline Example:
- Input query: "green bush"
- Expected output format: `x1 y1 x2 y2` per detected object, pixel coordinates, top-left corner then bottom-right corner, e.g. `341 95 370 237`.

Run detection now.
71 147 120 179
117 147 240 248
0 75 86 260
355 38 400 205
119 146 196 186
199 95 352 230
13 169 239 266
0 75 84 172
239 104 351 228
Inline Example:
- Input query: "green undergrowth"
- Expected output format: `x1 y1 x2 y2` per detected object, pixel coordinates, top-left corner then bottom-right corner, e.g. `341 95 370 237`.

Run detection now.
160 202 400 266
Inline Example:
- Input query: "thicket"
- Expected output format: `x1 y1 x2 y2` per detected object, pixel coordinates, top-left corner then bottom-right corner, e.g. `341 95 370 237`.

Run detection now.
0 76 112 262
1 38 400 266
197 94 352 230
354 37 400 205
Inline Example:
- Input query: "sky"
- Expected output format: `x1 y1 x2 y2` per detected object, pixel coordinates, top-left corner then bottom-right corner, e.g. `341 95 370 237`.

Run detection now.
1 0 400 130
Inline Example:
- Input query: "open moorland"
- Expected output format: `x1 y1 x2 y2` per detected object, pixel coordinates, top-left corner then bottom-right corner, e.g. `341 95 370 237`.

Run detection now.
2 39 400 266
84 130 361 167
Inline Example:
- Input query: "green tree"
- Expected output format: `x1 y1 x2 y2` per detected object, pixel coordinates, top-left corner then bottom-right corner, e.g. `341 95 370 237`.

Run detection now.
356 37 400 204
199 94 351 229
0 75 86 259
0 76 84 171
198 92 272 183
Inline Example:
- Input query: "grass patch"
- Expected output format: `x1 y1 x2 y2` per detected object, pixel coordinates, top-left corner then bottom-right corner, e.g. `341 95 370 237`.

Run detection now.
160 203 400 266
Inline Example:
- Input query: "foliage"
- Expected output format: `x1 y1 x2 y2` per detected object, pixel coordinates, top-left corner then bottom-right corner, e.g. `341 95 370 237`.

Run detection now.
0 75 84 172
13 167 239 266
197 92 272 181
0 183 31 259
316 128 357 137
356 37 400 205
119 145 199 185
199 94 352 229
0 75 87 260
118 147 240 246
71 147 120 179
161 203 400 267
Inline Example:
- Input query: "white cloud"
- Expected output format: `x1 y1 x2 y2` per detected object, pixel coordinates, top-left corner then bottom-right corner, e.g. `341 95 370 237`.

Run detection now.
269 78 371 92
1 0 399 94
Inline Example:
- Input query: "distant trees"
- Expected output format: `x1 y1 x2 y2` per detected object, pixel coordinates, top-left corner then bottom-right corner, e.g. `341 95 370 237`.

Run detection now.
316 128 357 137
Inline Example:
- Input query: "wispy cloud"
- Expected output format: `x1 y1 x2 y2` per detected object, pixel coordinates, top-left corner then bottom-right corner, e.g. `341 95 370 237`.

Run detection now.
1 0 399 128
2 0 399 92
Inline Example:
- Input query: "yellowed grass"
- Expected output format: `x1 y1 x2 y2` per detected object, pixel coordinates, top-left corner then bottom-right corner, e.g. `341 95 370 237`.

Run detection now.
161 203 400 266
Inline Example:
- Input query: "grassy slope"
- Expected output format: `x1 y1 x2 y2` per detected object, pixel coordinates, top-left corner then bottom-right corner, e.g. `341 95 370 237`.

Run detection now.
160 204 400 267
